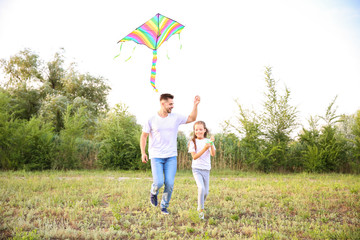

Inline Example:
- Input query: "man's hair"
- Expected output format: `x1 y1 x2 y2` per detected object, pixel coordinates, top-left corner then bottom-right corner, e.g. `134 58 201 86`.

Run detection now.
160 93 174 101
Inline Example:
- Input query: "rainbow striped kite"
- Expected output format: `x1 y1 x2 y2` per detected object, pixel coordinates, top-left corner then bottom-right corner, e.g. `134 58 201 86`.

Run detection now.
117 13 184 92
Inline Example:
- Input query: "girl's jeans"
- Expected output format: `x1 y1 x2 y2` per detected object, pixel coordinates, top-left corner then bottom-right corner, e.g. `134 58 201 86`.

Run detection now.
150 156 177 209
192 168 210 210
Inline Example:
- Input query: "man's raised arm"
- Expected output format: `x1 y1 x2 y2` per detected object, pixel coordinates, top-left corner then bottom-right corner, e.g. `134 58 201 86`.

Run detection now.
186 95 200 124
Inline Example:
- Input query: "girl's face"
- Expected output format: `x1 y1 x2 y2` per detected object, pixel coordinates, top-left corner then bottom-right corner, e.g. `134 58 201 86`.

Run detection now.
194 123 206 139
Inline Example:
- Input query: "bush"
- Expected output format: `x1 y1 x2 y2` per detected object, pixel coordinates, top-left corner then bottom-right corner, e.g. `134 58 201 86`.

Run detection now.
0 91 56 170
20 117 55 170
299 97 351 173
97 104 144 170
351 110 360 173
213 132 242 170
52 105 87 169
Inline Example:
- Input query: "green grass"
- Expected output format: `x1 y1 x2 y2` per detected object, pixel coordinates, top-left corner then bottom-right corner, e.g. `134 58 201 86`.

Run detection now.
0 170 359 239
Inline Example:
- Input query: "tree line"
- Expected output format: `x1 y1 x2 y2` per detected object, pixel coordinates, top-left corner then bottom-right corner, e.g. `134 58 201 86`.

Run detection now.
0 50 359 173
178 67 360 173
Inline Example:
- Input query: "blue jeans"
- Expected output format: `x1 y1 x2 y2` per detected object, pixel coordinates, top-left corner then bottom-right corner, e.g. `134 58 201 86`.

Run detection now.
150 156 177 209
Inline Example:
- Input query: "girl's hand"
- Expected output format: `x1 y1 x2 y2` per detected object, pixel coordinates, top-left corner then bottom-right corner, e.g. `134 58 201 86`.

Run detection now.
205 142 212 148
210 136 215 142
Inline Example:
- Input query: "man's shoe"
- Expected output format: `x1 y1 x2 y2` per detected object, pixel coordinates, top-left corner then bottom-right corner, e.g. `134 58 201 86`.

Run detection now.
150 193 158 207
161 208 169 215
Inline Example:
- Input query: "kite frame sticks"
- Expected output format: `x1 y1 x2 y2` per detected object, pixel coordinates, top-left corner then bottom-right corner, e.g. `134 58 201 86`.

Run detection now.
117 13 185 92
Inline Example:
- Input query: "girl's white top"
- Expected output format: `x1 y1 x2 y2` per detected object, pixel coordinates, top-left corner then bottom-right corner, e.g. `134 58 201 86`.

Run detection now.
188 138 215 170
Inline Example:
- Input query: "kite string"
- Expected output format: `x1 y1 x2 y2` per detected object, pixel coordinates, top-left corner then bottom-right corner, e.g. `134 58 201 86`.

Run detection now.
125 46 136 62
114 42 123 59
166 33 182 60
114 43 137 62
166 43 170 60
179 33 182 50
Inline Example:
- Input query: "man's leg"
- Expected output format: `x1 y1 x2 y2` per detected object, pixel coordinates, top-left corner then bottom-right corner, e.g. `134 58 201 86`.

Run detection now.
161 156 177 209
150 158 165 196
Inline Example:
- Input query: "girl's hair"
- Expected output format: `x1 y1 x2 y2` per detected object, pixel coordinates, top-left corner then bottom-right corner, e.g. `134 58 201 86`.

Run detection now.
190 121 209 152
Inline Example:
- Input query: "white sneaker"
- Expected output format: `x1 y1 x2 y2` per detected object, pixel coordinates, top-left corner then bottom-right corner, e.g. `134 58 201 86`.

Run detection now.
199 211 204 220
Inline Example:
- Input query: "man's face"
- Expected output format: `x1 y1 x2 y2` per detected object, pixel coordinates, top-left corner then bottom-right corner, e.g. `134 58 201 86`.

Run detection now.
162 99 174 113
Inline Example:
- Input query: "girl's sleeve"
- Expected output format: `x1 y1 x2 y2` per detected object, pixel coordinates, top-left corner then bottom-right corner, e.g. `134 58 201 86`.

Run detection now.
188 140 195 153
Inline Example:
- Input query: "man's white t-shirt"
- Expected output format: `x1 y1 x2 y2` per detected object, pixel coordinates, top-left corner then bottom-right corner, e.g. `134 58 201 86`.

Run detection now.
143 113 188 159
188 138 215 170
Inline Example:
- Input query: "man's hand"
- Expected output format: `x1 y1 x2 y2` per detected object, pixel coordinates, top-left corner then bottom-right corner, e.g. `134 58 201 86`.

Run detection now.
187 95 200 123
141 153 148 163
194 95 200 106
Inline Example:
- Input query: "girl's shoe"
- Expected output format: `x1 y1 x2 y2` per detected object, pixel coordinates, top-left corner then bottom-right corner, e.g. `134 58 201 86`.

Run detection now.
199 211 204 220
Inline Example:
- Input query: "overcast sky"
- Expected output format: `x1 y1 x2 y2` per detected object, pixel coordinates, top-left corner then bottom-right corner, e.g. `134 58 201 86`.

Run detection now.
1 0 359 135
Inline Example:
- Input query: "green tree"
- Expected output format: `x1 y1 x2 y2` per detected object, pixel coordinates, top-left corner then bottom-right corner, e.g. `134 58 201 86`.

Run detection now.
177 131 190 169
262 66 298 170
299 97 349 172
0 49 111 170
0 48 43 87
1 49 111 131
0 49 43 120
213 132 242 170
0 90 55 170
97 104 144 170
52 105 88 169
227 103 265 170
229 67 298 172
19 117 55 170
345 110 360 173
0 90 21 169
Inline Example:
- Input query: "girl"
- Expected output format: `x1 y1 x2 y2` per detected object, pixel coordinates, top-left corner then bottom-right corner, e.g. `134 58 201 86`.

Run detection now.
188 121 216 219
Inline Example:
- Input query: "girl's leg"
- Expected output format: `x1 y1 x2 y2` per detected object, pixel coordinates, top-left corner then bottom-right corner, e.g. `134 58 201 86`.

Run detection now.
192 168 206 211
203 170 210 203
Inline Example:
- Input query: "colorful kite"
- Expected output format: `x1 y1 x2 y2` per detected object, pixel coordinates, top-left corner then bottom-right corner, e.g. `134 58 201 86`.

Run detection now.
117 13 184 92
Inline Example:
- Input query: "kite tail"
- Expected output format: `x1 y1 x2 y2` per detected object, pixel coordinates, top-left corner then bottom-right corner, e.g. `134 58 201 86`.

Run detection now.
150 49 158 92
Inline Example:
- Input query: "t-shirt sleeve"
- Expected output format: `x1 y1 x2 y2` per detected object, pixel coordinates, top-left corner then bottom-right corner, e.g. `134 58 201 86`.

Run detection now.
142 119 151 133
188 140 195 153
177 113 188 125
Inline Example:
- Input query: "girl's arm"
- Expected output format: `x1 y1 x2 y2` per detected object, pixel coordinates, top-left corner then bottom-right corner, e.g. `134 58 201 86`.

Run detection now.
209 136 216 157
191 143 211 160
210 144 216 157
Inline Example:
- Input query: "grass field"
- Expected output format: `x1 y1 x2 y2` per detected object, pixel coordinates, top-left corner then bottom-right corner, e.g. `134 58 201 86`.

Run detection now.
0 170 359 239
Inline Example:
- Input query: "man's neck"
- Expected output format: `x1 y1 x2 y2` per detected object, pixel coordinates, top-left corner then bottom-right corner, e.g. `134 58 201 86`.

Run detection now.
157 110 169 118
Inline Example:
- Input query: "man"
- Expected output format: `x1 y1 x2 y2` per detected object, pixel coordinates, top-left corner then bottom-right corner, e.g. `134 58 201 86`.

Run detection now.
140 93 200 214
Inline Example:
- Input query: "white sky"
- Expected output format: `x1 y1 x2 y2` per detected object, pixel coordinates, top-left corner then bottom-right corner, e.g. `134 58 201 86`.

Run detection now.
0 0 360 136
